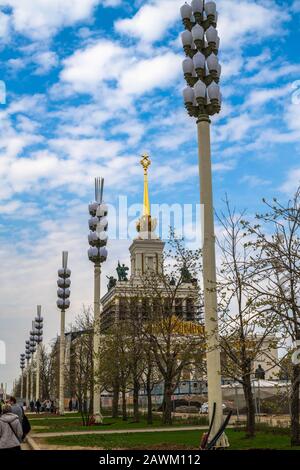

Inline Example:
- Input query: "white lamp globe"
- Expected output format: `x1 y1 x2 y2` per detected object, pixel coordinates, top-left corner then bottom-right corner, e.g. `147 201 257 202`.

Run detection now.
183 86 195 104
180 2 193 19
191 0 203 13
191 24 204 41
207 82 220 100
205 1 217 17
182 57 194 74
206 26 218 44
181 30 193 47
193 51 205 70
194 80 206 99
207 53 219 72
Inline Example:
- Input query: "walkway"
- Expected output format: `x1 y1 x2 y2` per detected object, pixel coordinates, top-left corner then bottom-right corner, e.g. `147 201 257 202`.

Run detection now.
31 425 208 439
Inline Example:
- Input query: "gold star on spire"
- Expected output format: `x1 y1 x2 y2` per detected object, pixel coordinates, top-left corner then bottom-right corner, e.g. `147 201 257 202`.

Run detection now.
140 153 151 216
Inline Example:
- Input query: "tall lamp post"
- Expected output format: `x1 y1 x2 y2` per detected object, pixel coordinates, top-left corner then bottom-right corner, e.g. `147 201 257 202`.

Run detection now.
35 306 43 401
88 177 108 424
180 1 225 445
29 328 37 403
57 251 71 415
20 354 25 400
25 341 31 406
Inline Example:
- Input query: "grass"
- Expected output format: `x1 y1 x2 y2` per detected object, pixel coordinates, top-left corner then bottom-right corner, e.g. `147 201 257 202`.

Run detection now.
30 415 209 434
42 429 300 450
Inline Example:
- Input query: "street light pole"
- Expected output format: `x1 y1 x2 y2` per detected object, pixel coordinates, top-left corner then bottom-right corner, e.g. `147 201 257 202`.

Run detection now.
180 1 225 446
88 177 108 424
57 251 71 416
20 354 25 400
25 341 30 407
35 306 43 401
29 327 36 403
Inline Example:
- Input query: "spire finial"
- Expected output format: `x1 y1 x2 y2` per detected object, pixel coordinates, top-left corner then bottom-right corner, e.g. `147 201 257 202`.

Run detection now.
140 153 151 217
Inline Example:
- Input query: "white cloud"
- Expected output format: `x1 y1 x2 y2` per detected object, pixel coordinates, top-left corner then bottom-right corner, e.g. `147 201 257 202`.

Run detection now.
119 52 181 95
215 114 266 143
115 0 289 49
33 51 59 75
280 168 300 194
218 0 289 49
0 11 10 39
241 175 271 188
60 39 130 93
0 0 118 39
242 63 300 85
59 39 181 103
245 84 291 108
115 0 182 43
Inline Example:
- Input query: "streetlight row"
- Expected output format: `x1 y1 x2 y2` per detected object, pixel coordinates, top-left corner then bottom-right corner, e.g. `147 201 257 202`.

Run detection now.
20 306 44 405
17 178 108 418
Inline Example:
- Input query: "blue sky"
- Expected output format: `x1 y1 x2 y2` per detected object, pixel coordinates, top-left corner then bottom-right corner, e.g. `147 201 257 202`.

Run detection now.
0 0 300 389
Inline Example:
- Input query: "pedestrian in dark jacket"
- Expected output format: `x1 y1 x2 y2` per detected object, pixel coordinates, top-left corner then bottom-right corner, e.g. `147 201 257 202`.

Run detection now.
35 399 41 414
0 404 23 450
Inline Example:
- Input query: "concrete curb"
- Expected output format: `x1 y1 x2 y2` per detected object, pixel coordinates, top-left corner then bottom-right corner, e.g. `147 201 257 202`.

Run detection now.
25 434 40 451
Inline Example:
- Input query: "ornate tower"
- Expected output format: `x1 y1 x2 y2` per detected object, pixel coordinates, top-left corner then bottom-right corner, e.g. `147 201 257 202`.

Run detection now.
130 153 165 279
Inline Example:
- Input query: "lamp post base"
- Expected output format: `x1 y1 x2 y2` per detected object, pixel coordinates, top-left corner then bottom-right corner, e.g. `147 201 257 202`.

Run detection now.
93 412 103 424
211 433 229 449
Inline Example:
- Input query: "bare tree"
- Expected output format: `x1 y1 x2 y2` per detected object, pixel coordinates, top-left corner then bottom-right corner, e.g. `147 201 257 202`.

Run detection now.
242 188 300 445
100 322 132 421
217 199 279 437
70 308 94 426
139 235 206 425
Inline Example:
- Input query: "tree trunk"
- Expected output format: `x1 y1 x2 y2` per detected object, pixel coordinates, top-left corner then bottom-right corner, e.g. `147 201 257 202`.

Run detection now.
133 377 140 422
146 375 153 425
112 379 120 418
291 363 300 446
243 375 256 438
162 381 173 425
122 388 127 421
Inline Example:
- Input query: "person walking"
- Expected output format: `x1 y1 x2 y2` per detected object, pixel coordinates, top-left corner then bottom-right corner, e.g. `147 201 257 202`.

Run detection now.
29 400 34 413
9 397 23 424
0 404 23 451
46 400 51 413
35 399 41 414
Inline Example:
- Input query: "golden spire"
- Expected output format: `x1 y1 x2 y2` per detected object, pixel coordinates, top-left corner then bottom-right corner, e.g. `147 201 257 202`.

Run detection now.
140 153 151 217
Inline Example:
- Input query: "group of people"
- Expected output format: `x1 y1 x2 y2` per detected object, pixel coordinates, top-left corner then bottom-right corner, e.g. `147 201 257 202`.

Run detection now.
0 397 30 451
26 399 56 414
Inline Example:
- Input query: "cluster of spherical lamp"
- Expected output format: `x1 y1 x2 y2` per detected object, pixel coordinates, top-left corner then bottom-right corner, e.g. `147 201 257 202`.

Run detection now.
25 340 31 405
181 1 221 118
35 308 43 345
35 306 43 401
57 255 71 311
88 178 108 265
88 177 108 424
57 251 71 415
19 354 25 399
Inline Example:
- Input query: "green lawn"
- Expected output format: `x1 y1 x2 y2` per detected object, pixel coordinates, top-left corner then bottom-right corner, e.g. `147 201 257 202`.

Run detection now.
30 416 208 434
43 429 300 450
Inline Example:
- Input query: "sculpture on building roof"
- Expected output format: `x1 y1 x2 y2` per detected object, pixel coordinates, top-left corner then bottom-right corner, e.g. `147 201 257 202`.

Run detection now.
106 276 117 291
181 263 194 283
116 261 129 282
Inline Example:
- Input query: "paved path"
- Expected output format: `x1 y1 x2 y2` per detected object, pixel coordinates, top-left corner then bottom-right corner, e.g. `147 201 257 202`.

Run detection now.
21 442 31 450
32 425 208 439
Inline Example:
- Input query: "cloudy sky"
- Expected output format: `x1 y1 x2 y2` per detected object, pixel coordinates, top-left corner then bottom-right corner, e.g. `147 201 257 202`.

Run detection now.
0 0 300 391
